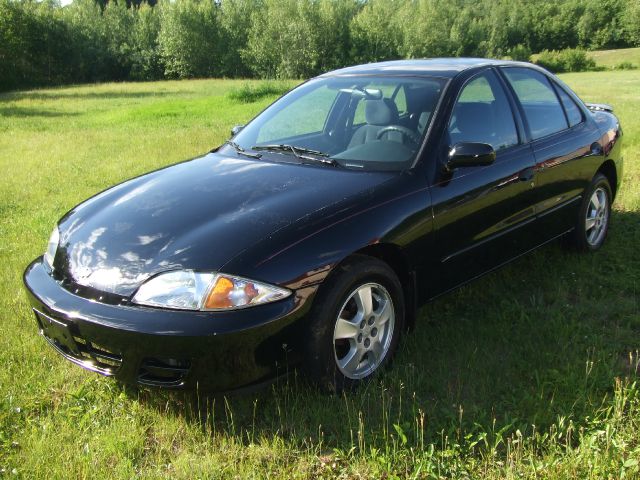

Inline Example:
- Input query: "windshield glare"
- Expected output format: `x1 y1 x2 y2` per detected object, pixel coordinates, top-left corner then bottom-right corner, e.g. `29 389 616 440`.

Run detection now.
230 75 447 171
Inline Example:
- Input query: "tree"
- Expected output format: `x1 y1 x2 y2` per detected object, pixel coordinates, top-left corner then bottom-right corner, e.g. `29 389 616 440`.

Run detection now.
217 0 254 77
243 0 325 79
350 0 402 64
623 0 640 46
130 3 163 80
158 0 221 78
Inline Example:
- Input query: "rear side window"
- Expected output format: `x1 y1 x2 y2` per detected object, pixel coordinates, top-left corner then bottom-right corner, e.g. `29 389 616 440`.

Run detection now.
502 68 568 140
555 85 584 127
448 70 518 151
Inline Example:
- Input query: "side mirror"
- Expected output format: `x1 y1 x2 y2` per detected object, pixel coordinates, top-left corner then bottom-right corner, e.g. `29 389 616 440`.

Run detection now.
446 142 496 170
230 125 244 137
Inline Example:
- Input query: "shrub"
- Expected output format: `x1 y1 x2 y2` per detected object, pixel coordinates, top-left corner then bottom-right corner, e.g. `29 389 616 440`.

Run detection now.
507 44 533 62
614 61 638 70
227 81 292 103
533 48 597 73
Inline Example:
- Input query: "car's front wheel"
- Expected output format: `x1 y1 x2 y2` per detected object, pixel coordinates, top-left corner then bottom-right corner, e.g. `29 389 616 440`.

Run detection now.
304 256 404 392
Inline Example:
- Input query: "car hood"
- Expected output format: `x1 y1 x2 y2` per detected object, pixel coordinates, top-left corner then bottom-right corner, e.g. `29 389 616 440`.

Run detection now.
54 152 393 296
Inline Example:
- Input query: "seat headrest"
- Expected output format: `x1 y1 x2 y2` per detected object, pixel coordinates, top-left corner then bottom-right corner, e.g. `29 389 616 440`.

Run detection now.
365 98 399 126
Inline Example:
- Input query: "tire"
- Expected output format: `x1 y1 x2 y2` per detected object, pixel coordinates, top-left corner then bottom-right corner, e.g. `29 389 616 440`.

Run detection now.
304 255 405 393
566 173 612 252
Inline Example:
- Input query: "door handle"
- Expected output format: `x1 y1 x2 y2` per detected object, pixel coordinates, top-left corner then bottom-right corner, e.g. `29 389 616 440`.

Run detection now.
519 167 535 182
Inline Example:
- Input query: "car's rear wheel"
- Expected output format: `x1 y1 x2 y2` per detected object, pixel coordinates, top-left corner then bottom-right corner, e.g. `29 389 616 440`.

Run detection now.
566 173 612 251
304 256 404 392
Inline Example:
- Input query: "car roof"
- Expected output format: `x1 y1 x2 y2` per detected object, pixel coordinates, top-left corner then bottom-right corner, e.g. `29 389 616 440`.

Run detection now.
319 58 534 79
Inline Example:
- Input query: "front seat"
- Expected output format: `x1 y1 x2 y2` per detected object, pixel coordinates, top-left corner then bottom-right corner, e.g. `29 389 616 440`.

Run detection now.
411 87 441 135
348 98 402 148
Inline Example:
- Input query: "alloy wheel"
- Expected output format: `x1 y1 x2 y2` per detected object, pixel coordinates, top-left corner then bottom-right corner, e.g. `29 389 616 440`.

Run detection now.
332 282 395 379
585 187 609 246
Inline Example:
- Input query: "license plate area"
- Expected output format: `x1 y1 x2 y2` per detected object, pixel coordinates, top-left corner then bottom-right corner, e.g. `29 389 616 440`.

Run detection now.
35 309 81 356
33 309 122 375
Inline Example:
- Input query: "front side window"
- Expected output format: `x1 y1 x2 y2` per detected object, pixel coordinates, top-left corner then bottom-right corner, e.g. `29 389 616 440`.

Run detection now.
502 67 569 140
448 70 518 151
229 76 447 171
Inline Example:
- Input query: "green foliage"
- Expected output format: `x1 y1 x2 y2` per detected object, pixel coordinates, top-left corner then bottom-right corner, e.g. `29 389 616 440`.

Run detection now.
614 61 638 70
227 81 293 103
2 0 640 90
507 44 533 62
158 0 221 79
624 0 640 46
243 0 318 78
534 48 598 73
217 0 254 78
576 0 628 49
397 0 458 58
129 4 163 80
315 0 359 72
0 0 78 91
349 0 401 64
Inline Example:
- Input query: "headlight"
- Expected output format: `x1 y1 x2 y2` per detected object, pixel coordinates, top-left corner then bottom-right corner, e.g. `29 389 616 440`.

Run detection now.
44 226 59 269
132 270 291 311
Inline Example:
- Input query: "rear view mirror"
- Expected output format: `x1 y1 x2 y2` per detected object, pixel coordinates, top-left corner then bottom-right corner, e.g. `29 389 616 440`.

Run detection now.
446 142 495 170
230 125 244 137
338 87 383 99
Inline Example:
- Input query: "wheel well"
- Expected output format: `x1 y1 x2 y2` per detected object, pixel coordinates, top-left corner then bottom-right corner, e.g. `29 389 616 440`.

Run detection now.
597 160 618 200
351 244 417 331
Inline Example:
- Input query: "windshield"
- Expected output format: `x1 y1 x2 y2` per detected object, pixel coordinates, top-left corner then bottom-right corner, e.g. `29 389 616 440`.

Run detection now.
226 75 447 171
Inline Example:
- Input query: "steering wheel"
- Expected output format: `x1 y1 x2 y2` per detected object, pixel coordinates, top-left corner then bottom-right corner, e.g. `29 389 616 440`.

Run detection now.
375 125 421 146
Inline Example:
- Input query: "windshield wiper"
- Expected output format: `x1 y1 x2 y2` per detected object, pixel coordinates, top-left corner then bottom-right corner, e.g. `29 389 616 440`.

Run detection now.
222 140 262 159
251 144 339 167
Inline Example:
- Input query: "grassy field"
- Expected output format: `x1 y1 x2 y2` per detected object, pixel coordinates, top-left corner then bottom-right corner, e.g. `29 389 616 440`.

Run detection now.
589 47 640 69
0 71 638 479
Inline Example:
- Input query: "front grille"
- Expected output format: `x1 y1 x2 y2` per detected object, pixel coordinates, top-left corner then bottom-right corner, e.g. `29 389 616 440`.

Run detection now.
34 309 122 375
138 357 191 387
71 336 123 370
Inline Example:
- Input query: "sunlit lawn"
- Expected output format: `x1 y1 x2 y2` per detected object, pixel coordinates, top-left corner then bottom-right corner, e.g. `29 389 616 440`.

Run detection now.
589 46 640 69
0 71 638 478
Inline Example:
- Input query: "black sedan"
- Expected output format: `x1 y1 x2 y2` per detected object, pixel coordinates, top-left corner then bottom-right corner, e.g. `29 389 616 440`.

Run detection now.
23 59 623 392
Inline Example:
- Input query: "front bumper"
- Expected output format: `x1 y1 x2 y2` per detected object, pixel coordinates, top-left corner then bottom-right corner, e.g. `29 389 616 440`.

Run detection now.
23 259 316 391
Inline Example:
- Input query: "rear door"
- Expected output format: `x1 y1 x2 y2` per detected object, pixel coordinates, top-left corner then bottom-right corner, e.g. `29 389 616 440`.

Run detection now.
499 67 602 239
429 68 539 294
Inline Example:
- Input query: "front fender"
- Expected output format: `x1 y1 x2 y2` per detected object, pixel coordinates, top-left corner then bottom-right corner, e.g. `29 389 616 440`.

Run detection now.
221 173 434 291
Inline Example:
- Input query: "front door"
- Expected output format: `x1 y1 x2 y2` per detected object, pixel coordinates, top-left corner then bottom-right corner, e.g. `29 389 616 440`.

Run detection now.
429 69 538 295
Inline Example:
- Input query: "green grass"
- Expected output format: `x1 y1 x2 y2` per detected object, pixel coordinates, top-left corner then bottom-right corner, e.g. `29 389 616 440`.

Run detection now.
0 72 639 479
588 47 640 69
